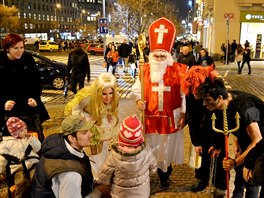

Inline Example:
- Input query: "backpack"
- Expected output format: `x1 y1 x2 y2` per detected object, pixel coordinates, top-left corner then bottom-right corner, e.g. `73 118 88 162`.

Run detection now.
1 145 39 198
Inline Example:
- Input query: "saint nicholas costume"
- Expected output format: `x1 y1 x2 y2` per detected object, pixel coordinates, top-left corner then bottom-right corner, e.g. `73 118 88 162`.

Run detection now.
132 17 188 186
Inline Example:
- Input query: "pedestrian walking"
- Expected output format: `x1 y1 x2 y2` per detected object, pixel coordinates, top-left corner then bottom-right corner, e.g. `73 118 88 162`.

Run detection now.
197 77 263 198
0 117 40 198
220 43 226 62
239 46 251 74
177 45 197 68
128 48 137 78
31 115 109 198
98 115 157 198
118 39 131 73
0 33 49 141
196 48 215 68
64 72 119 179
194 41 202 61
67 41 90 94
106 45 119 75
104 42 112 72
132 17 188 188
231 40 238 62
236 43 244 74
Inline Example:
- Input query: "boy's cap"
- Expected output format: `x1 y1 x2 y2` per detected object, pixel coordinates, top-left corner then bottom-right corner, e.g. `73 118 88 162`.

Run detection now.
6 117 26 138
62 115 96 136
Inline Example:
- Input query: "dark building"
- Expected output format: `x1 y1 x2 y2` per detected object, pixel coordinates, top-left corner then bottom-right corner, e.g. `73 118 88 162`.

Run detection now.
3 0 102 40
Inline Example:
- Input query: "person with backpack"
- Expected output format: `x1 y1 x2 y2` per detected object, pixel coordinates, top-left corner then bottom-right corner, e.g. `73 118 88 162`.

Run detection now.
128 48 137 78
0 117 40 198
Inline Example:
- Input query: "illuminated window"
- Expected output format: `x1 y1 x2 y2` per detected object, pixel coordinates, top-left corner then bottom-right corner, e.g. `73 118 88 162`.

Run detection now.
38 14 41 20
24 24 28 29
30 24 33 29
23 13 27 18
33 14 36 20
47 15 50 21
28 13 31 19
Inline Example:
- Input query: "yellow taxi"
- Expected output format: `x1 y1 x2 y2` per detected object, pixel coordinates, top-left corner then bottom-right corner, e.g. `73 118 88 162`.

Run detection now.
39 40 59 52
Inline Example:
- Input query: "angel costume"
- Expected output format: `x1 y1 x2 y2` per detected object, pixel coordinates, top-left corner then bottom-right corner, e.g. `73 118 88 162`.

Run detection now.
64 73 119 179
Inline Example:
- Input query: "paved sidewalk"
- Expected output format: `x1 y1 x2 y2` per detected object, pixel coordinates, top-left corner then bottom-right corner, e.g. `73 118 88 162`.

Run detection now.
43 60 264 197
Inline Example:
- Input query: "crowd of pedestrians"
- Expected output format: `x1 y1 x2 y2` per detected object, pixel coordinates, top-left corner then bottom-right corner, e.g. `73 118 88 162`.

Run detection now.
0 18 263 198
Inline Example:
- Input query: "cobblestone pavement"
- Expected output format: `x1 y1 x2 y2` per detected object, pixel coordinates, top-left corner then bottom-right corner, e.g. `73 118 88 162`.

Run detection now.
43 60 264 197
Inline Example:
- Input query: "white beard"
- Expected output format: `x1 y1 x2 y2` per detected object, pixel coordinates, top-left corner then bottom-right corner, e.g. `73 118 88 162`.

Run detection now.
149 51 173 83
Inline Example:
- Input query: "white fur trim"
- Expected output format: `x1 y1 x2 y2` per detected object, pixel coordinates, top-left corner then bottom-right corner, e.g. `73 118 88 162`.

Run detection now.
98 73 116 88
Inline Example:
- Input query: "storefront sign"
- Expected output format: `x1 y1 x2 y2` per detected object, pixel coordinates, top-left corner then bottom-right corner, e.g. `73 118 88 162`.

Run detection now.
240 11 264 23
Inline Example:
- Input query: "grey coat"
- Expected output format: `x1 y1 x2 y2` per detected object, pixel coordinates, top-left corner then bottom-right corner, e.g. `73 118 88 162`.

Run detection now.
98 144 157 198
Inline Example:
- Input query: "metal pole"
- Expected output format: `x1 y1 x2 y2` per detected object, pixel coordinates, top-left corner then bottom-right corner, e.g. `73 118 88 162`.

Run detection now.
103 0 106 56
225 17 229 67
103 0 105 18
2 0 5 6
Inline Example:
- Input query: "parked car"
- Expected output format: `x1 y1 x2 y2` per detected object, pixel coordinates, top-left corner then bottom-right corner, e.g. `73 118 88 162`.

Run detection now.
39 40 59 52
86 43 104 55
25 50 67 89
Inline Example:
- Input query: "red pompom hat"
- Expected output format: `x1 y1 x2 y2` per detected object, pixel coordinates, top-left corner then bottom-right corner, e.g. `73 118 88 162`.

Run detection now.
6 117 26 137
118 115 144 147
149 17 176 53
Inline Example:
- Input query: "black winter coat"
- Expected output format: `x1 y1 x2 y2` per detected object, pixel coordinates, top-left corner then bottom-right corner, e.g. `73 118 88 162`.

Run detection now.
118 43 131 58
177 52 196 68
0 51 49 134
67 48 90 81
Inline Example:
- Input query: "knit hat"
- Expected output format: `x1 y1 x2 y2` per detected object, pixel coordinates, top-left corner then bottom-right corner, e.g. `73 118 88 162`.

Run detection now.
118 115 144 147
6 117 27 137
62 115 96 136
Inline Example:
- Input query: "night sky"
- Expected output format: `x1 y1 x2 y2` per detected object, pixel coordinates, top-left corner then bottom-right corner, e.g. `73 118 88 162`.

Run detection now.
173 0 190 19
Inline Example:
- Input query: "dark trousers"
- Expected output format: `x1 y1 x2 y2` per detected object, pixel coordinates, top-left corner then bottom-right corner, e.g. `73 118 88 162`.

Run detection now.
71 73 86 94
157 164 172 181
110 62 117 75
195 149 226 190
237 61 241 73
232 165 259 198
240 60 251 73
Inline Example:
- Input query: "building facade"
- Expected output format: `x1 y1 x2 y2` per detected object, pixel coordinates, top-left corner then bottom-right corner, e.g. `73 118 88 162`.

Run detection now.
3 0 102 40
194 0 264 59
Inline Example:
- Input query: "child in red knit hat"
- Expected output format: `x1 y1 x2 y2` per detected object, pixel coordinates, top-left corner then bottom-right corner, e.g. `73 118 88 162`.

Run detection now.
0 117 41 197
98 114 157 198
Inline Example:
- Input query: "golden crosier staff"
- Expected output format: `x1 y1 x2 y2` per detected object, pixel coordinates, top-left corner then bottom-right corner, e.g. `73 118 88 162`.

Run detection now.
138 33 146 131
211 105 240 198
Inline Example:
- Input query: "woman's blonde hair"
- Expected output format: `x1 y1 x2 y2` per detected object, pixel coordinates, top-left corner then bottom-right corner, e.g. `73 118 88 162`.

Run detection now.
64 73 119 126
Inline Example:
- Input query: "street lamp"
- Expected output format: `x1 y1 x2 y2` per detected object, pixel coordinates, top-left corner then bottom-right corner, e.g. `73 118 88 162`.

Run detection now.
80 9 86 26
54 3 61 22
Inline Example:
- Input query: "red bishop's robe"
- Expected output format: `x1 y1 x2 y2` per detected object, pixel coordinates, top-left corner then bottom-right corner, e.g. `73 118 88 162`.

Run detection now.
142 62 188 134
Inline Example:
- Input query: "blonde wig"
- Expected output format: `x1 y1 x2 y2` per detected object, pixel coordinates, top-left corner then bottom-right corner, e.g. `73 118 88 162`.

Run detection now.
64 73 119 126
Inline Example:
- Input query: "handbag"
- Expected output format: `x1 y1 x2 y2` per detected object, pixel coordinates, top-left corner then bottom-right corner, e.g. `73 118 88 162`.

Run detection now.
102 61 107 68
236 54 243 62
107 57 112 64
252 153 264 186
